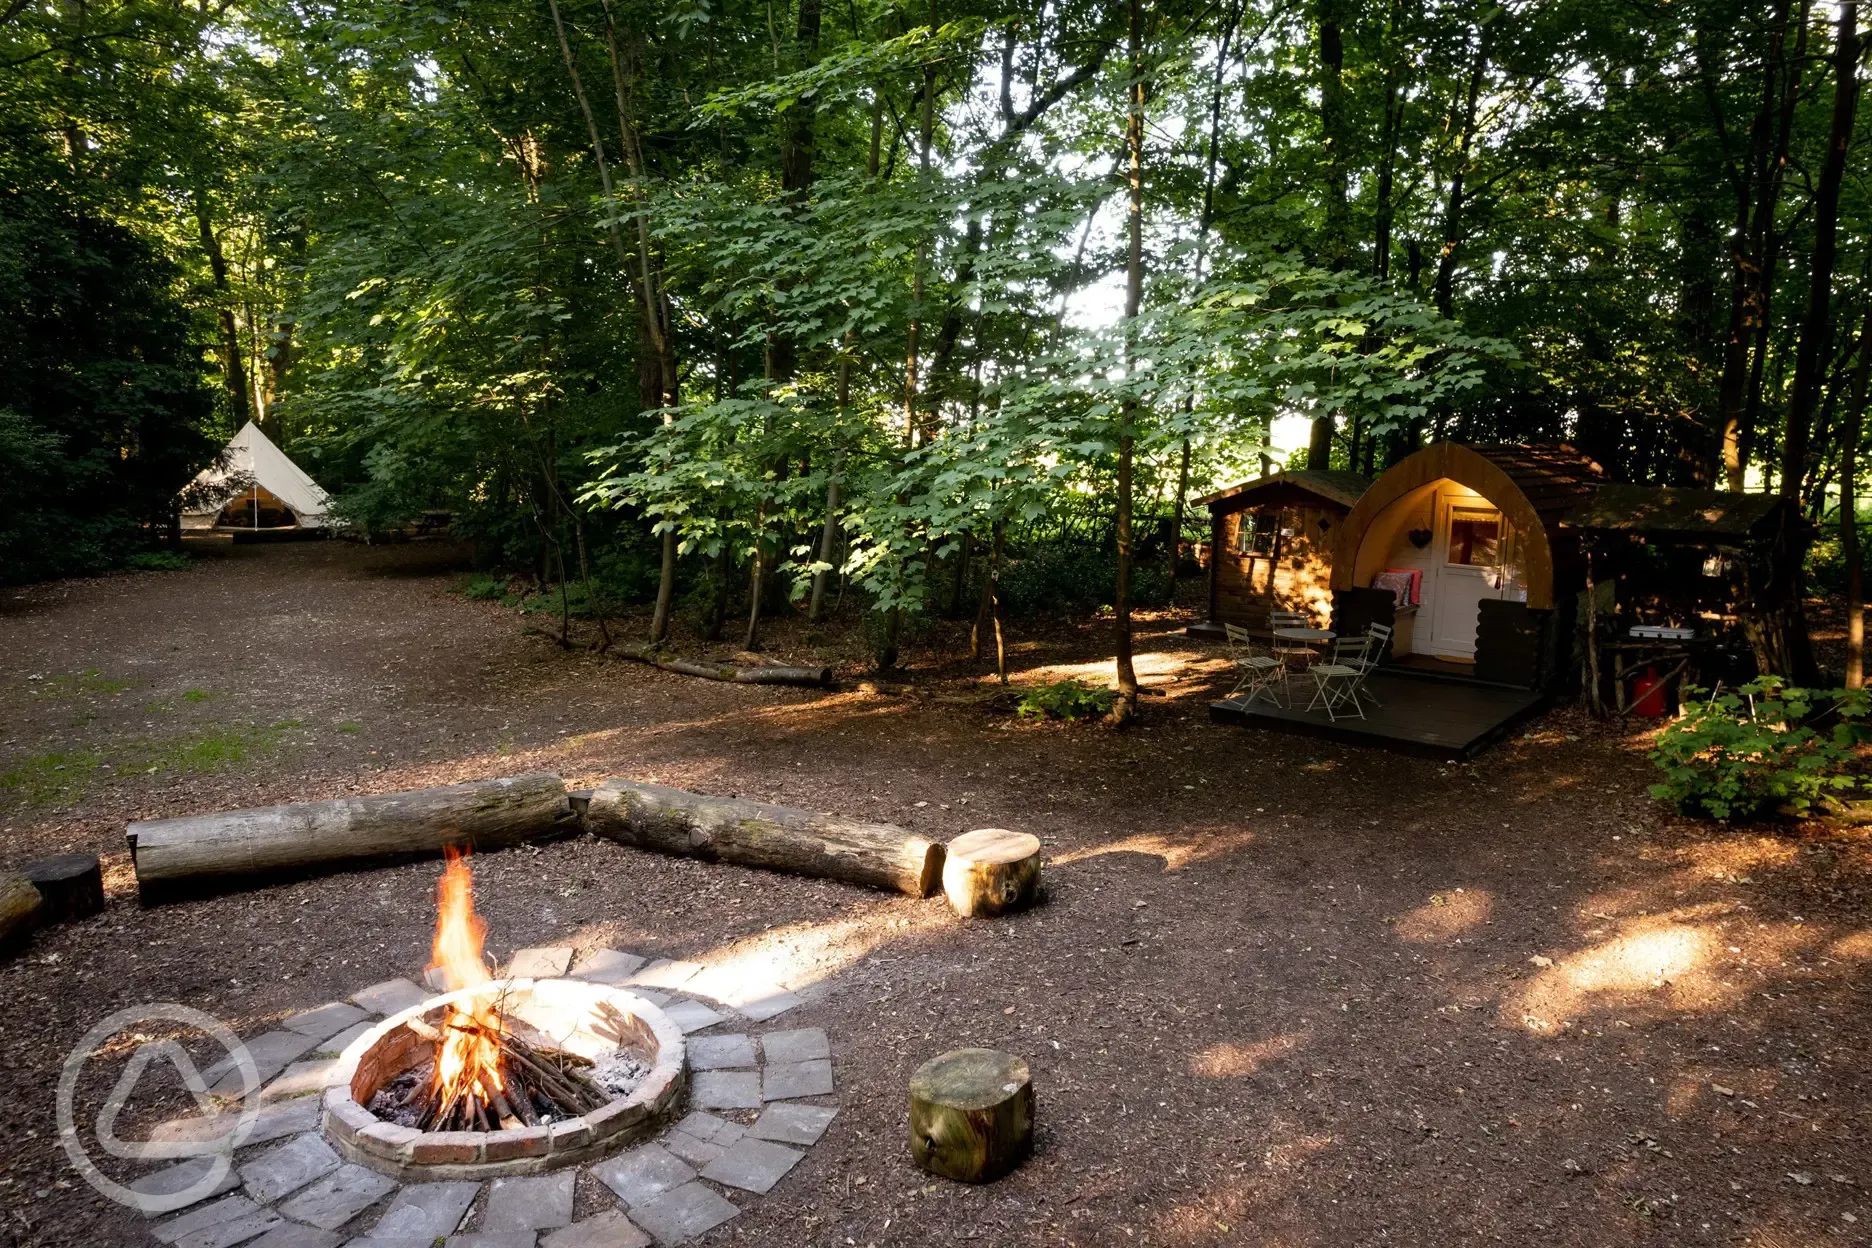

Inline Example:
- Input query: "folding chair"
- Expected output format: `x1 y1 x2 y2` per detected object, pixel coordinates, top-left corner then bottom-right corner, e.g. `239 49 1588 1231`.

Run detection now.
1268 609 1315 671
1223 623 1288 708
1306 632 1375 722
1346 622 1392 711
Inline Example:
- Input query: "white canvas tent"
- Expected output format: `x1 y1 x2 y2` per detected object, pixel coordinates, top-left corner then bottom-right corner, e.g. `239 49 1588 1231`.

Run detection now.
180 421 333 530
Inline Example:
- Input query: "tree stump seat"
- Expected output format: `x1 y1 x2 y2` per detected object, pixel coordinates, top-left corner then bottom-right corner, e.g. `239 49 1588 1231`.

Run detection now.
941 828 1042 917
23 853 104 924
909 1048 1033 1183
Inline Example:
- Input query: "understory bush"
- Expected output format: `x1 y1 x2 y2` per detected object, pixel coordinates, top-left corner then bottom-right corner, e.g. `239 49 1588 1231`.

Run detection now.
1647 680 1870 819
995 546 1171 617
1016 677 1117 721
124 550 191 572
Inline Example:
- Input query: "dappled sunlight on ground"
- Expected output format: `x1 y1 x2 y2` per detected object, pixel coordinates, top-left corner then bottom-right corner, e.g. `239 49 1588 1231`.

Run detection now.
1011 648 1229 691
1669 832 1803 882
1190 1030 1307 1078
1511 917 1720 1032
1051 827 1259 873
1391 887 1491 943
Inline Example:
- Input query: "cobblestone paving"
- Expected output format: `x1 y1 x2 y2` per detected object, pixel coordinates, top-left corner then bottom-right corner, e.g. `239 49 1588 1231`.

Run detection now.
133 948 839 1247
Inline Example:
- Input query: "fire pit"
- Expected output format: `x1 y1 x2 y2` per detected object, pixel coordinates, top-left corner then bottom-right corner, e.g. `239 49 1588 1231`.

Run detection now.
323 978 685 1179
320 850 685 1179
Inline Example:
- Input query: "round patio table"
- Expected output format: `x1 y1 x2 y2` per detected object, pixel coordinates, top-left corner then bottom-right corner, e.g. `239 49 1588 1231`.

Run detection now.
1272 625 1335 670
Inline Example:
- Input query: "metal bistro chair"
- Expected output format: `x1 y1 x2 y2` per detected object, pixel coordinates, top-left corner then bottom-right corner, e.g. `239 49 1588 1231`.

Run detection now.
1268 610 1316 671
1306 632 1377 722
1346 622 1393 711
1223 622 1288 709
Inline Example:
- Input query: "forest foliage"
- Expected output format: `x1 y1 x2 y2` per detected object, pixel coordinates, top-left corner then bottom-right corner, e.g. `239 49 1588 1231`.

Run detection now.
3 0 1868 694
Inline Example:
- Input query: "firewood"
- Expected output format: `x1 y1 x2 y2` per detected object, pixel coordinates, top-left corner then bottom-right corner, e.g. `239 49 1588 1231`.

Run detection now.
584 778 944 897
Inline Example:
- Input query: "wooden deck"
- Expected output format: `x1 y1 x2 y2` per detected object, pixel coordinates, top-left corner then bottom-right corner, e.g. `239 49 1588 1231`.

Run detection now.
1209 670 1547 760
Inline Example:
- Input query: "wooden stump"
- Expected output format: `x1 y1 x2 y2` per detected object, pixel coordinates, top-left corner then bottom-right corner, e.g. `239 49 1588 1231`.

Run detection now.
909 1048 1033 1183
0 872 43 955
942 829 1042 917
23 854 104 924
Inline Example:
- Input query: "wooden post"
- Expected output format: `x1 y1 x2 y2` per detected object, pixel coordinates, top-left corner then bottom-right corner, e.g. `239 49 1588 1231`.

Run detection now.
910 1048 1033 1183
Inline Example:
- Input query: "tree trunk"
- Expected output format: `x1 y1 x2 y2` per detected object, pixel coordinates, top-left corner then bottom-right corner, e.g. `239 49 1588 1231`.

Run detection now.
1431 20 1490 323
1736 4 1812 488
594 0 681 642
192 185 251 428
1112 0 1146 726
1316 0 1349 270
583 778 943 897
1740 0 1856 684
1714 0 1796 488
1166 437 1192 602
127 775 574 899
1844 310 1870 688
1783 0 1859 508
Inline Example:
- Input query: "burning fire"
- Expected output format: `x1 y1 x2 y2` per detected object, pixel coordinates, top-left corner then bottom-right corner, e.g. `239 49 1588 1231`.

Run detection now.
426 849 507 1121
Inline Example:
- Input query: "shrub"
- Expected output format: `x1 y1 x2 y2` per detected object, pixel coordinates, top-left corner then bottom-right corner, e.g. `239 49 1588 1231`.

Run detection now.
1647 679 1870 819
124 549 191 572
995 546 1171 617
1016 677 1117 722
462 574 510 602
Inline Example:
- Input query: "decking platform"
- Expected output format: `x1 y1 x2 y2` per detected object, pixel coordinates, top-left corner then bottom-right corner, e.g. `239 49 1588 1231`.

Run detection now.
1209 669 1547 760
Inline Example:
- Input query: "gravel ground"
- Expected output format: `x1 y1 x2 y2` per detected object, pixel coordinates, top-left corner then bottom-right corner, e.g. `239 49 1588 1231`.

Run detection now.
1 540 1869 1248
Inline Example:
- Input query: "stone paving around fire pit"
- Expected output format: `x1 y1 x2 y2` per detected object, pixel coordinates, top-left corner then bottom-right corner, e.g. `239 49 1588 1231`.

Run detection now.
132 947 839 1248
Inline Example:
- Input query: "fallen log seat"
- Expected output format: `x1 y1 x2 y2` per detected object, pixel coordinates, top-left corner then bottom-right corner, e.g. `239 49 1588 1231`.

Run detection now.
0 872 42 955
128 773 574 901
583 778 944 897
612 646 834 688
24 853 104 924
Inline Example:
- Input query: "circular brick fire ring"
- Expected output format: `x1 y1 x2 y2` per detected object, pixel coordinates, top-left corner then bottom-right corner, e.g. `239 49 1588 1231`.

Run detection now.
321 978 686 1181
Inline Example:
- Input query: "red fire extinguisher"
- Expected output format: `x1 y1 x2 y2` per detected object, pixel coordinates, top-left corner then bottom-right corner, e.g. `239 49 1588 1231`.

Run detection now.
1631 666 1667 718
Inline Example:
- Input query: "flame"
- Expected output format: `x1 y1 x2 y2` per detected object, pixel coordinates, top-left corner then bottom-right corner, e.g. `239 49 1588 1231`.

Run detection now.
425 849 505 1118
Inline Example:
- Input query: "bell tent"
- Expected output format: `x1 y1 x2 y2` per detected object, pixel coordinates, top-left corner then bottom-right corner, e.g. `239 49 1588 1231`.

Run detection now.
180 421 332 531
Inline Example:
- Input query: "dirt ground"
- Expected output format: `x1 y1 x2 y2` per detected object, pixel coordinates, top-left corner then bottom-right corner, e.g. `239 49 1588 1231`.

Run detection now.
1 539 1868 1248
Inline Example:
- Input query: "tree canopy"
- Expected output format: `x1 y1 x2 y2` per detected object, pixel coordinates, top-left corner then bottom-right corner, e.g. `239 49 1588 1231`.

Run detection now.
3 0 1865 685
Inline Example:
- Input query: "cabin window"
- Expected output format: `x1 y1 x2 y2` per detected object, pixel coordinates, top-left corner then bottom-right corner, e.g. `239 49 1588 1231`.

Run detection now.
1447 508 1502 566
1238 509 1290 557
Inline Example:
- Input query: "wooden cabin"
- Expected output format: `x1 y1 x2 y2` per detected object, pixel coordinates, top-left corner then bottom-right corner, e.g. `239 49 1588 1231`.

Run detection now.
1191 469 1369 638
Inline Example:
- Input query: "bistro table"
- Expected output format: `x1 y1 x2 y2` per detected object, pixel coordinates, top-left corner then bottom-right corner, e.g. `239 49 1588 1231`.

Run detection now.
1272 626 1335 648
1271 625 1336 677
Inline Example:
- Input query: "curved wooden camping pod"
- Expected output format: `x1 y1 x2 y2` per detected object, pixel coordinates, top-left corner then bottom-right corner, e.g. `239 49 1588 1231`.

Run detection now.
1331 442 1603 610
